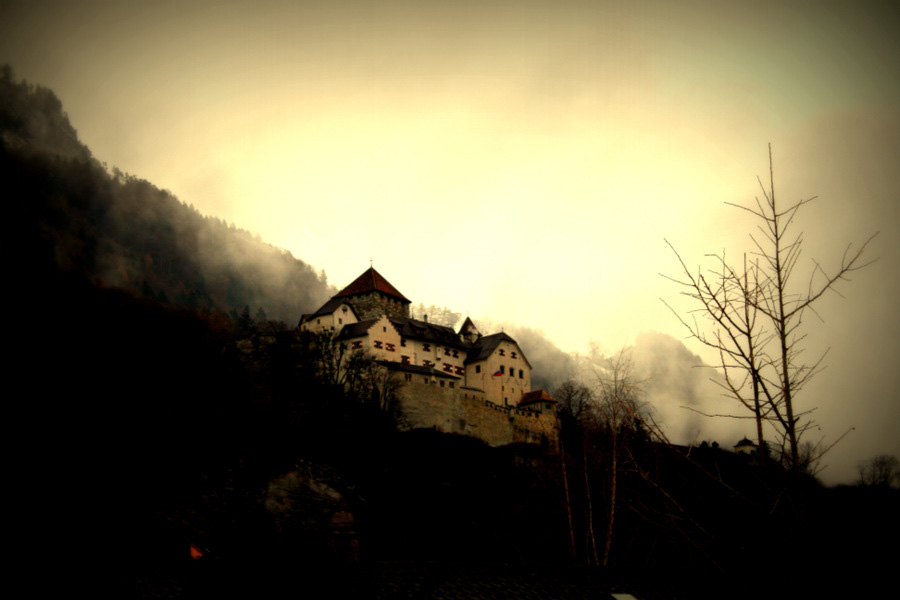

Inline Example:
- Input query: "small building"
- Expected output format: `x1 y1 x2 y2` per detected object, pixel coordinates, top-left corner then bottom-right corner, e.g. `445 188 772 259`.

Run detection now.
734 437 757 455
519 390 557 414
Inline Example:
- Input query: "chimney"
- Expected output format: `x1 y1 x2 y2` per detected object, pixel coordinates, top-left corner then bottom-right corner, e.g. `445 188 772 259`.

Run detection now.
424 314 428 323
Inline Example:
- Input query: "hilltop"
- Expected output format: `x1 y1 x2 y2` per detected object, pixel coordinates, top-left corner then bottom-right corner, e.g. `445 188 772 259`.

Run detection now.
3 65 332 323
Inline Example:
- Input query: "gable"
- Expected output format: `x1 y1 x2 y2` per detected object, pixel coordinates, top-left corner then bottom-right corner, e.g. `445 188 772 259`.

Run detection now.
464 332 531 369
334 267 410 303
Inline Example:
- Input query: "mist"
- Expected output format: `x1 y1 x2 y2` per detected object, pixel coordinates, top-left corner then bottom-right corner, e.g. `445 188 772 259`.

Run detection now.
627 332 747 448
477 315 767 451
473 319 576 394
3 67 334 324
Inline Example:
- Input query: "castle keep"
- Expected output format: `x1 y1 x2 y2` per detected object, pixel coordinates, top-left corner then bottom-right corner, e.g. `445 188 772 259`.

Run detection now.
300 268 557 446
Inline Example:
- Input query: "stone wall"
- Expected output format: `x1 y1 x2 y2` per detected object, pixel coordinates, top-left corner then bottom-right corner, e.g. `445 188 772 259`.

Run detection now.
393 377 465 434
394 378 557 448
347 292 410 320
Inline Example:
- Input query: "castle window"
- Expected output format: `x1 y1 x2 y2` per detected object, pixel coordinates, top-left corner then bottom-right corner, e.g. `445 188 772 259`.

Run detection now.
402 355 411 364
440 380 445 387
338 318 343 324
386 343 395 352
519 369 524 379
404 373 412 382
511 351 517 359
444 348 451 356
449 382 454 388
383 326 387 332
500 365 505 374
453 350 459 358
499 349 505 356
455 366 464 375
351 341 363 350
374 340 383 349
423 343 431 352
475 365 481 374
443 364 453 373
401 339 407 347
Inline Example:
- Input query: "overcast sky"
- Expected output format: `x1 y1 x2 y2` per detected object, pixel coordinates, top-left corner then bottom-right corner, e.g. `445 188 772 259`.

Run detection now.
4 0 898 483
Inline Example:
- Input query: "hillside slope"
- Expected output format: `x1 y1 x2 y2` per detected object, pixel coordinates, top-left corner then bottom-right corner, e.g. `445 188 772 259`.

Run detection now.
3 65 332 323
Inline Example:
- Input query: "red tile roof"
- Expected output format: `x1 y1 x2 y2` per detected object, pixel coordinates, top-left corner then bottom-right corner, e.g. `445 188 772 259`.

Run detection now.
334 267 411 303
519 390 556 406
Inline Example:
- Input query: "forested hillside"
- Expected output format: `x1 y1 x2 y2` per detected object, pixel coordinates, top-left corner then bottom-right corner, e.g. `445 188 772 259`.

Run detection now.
3 65 331 324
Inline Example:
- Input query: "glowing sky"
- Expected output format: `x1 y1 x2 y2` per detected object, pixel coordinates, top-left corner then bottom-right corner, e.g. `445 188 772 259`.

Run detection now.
4 0 898 483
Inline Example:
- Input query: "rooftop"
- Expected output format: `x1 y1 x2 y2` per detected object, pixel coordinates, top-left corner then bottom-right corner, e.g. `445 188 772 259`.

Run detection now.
465 332 531 368
334 267 411 303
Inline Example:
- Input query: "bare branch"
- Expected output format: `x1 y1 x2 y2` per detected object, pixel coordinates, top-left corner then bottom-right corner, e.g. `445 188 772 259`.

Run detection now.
662 144 876 473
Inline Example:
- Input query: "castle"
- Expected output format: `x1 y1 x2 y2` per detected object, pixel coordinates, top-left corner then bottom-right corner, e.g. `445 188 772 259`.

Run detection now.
300 267 557 446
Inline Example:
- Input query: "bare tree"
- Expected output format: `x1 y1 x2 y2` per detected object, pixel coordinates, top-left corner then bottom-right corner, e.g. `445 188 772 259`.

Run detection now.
663 244 772 460
556 352 649 567
664 144 876 472
555 380 594 424
553 381 594 562
304 330 379 400
858 454 900 488
368 363 403 413
411 303 462 328
592 350 645 567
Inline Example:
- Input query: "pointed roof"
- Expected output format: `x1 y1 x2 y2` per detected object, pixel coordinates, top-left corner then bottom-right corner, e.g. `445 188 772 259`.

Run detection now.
308 297 359 319
458 316 480 335
464 332 532 368
334 267 410 303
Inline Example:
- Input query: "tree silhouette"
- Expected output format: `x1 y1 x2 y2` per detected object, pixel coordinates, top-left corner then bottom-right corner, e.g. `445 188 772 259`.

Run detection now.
858 454 900 488
664 144 876 471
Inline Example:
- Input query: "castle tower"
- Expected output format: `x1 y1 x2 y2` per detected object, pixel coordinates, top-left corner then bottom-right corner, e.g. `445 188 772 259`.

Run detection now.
458 317 481 344
333 267 411 320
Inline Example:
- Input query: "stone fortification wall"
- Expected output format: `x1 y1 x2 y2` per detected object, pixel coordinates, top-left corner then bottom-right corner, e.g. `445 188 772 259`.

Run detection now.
394 380 466 435
347 292 409 320
394 380 557 447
